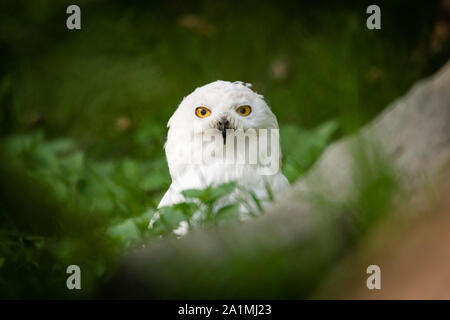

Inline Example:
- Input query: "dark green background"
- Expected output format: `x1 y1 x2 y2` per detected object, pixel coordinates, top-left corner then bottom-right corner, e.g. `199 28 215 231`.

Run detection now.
0 0 448 298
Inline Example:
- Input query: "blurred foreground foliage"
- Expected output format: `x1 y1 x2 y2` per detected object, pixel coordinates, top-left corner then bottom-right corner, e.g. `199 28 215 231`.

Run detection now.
0 119 336 298
0 0 448 298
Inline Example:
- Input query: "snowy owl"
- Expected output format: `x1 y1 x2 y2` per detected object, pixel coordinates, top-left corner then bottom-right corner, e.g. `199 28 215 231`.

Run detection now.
150 80 289 234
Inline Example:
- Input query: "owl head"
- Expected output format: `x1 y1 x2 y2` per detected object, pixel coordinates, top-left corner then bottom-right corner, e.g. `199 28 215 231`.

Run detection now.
167 81 279 140
165 81 281 176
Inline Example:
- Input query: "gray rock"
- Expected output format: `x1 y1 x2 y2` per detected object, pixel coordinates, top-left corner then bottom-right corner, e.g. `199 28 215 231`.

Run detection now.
101 60 450 299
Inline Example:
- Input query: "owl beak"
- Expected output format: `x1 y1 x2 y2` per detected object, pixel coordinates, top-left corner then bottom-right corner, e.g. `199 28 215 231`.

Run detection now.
218 118 230 144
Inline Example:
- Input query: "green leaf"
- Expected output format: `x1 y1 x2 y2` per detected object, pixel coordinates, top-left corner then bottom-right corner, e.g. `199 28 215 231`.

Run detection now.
208 182 238 202
107 218 141 244
172 202 199 219
158 206 186 230
281 120 339 182
249 190 264 213
182 188 206 200
214 204 239 222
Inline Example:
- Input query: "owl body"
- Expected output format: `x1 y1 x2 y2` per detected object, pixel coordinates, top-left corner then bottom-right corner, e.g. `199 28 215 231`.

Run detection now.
158 162 288 210
152 81 289 234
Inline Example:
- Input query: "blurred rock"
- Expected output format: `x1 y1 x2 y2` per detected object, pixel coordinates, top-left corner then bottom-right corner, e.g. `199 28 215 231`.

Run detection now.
430 0 450 53
366 66 384 83
431 20 449 53
115 116 131 132
314 172 450 299
270 58 289 81
24 110 43 127
178 14 213 36
101 60 450 299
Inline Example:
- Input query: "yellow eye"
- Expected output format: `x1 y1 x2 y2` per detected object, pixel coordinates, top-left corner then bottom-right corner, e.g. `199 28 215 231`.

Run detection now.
195 106 211 118
236 105 252 116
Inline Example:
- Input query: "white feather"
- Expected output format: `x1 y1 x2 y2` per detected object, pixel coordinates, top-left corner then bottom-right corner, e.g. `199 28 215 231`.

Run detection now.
150 81 289 235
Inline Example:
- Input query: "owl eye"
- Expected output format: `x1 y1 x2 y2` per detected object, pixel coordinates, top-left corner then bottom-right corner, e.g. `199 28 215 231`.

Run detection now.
236 105 252 116
195 106 211 118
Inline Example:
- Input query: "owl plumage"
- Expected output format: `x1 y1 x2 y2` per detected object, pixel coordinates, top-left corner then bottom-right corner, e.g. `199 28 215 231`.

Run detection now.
151 81 289 235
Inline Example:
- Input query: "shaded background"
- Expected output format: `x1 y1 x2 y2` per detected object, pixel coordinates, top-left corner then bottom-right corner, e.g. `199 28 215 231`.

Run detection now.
0 0 449 298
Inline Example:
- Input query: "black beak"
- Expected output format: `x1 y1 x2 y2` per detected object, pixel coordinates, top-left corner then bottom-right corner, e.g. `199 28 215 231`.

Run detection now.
218 118 230 144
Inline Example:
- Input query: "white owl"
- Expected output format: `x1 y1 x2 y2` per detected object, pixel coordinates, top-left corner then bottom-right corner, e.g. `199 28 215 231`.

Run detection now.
150 80 289 235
